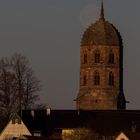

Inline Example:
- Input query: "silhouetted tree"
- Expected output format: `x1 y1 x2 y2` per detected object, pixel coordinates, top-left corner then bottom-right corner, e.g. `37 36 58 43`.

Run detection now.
10 53 40 110
0 53 41 126
0 58 17 120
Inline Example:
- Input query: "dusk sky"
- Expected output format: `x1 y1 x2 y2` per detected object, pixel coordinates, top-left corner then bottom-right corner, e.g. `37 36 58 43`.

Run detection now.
0 0 139 109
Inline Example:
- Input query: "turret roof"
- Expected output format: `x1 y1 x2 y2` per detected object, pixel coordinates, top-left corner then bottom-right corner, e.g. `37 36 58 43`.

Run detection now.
81 1 122 46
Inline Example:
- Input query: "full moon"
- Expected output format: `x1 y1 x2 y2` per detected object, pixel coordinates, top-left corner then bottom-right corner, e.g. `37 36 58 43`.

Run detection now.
80 4 99 28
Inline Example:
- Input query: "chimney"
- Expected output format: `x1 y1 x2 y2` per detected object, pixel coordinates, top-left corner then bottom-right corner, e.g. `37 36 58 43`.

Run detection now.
78 110 80 115
31 110 35 117
46 106 51 115
131 121 137 133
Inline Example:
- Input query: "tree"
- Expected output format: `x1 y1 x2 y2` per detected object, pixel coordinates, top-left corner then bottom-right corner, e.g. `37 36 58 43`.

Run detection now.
0 53 41 123
10 53 40 110
0 58 17 121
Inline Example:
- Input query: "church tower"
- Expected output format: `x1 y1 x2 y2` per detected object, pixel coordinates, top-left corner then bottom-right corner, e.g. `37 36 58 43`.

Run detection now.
76 1 126 110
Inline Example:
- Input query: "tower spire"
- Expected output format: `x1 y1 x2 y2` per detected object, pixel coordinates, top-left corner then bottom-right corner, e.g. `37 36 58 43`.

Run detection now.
100 0 105 20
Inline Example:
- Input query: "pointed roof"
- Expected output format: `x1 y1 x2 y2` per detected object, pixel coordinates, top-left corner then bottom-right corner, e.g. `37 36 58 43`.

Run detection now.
100 0 105 20
81 1 122 46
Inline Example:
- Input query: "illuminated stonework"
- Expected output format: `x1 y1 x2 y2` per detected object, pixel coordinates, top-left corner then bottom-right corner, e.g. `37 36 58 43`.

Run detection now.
76 1 126 110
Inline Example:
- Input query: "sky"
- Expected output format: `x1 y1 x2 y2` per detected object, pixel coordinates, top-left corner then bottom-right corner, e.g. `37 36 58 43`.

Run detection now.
0 0 139 109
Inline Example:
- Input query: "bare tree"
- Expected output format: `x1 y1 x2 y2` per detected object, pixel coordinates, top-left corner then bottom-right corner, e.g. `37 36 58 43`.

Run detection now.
0 58 17 120
10 53 41 110
23 69 40 109
0 53 41 123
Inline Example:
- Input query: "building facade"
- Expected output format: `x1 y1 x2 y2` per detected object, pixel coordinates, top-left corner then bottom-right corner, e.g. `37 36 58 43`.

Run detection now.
76 1 126 110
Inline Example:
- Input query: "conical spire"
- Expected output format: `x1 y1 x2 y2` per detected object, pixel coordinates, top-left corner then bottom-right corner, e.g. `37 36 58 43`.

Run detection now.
100 0 105 20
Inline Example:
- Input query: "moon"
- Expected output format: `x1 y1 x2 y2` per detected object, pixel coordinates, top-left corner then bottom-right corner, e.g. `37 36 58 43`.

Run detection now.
80 4 99 28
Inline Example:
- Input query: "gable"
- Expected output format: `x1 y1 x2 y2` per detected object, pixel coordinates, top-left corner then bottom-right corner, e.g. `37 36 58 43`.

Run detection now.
0 113 31 140
115 132 129 140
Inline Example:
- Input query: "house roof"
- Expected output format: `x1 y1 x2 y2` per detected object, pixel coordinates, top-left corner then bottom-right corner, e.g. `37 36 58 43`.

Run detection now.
22 135 62 140
19 110 140 136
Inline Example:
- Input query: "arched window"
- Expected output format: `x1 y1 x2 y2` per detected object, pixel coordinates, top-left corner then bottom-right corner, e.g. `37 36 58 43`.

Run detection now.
83 53 87 64
94 71 100 85
94 50 100 63
109 51 114 64
109 72 114 86
83 75 87 86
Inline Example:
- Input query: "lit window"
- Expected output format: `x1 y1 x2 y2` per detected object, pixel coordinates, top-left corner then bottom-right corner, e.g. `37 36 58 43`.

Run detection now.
109 72 114 86
33 131 41 136
94 71 100 85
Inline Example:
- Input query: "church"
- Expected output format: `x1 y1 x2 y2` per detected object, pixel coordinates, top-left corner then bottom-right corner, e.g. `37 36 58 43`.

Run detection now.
1 1 140 140
76 0 126 110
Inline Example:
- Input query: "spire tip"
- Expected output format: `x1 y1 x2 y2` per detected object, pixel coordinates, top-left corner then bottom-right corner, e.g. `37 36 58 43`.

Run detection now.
100 0 105 20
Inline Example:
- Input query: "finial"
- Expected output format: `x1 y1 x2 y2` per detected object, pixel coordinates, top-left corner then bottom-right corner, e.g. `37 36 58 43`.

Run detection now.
100 0 105 20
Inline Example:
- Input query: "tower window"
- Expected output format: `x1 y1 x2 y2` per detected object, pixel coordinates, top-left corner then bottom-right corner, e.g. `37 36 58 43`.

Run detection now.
109 51 114 64
94 51 100 63
109 72 114 86
83 53 87 64
83 75 87 86
94 71 100 85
